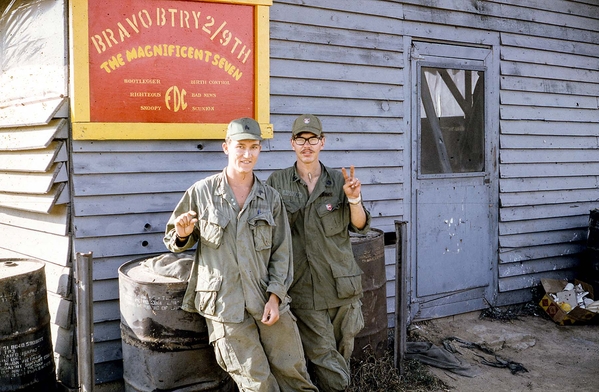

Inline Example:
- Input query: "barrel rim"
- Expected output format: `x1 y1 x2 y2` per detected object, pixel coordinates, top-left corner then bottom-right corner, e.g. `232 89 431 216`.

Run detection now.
0 258 46 280
350 227 385 243
118 253 194 285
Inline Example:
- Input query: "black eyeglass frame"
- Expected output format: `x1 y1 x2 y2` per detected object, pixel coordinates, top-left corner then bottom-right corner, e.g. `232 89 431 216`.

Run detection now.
293 136 322 145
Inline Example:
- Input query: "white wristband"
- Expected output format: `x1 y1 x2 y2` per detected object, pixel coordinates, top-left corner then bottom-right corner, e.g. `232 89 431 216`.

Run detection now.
348 195 362 205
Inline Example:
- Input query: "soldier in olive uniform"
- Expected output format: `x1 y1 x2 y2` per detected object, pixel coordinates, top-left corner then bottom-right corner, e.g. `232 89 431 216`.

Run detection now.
267 114 371 392
165 118 317 392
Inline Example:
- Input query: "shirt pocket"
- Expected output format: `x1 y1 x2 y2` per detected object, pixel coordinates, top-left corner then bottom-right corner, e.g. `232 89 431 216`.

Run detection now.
330 262 363 299
194 266 223 315
317 199 345 237
248 212 275 251
282 197 302 226
198 209 229 249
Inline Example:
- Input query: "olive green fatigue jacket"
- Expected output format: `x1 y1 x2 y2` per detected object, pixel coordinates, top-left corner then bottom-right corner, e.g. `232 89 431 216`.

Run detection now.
164 169 293 323
267 163 372 311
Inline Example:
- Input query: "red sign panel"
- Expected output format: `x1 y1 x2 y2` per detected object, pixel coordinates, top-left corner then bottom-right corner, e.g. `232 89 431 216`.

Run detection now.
87 0 255 123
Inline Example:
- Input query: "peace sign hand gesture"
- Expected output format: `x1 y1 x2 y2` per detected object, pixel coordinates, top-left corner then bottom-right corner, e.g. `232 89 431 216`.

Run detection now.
341 165 361 199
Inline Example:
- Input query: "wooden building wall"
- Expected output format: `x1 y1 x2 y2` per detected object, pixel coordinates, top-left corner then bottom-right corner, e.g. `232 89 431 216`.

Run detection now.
2 0 598 388
397 0 598 305
71 0 599 384
268 0 407 330
0 0 76 387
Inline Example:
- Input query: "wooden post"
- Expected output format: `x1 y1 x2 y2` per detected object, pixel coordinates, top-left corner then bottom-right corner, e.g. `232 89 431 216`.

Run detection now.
394 221 408 375
75 252 94 392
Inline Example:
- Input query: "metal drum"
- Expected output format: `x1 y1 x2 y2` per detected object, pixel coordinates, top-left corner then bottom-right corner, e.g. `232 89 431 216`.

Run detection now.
587 208 599 248
118 255 234 392
582 210 599 294
351 229 388 360
0 259 57 392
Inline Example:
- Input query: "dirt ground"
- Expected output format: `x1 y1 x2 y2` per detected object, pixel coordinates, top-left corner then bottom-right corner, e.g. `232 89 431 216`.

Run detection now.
406 309 599 392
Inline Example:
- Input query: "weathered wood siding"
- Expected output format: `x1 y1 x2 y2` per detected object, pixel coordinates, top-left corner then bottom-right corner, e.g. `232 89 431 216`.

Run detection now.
269 0 406 327
71 139 230 381
0 0 76 386
399 0 599 305
72 1 599 383
2 0 593 386
68 1 407 382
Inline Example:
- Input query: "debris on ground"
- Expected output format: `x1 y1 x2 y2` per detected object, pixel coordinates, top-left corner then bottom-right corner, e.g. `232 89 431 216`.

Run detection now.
442 336 528 375
479 298 543 322
349 340 449 392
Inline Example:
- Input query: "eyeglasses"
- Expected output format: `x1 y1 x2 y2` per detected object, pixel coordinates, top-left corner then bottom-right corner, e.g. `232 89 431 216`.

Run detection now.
293 136 321 145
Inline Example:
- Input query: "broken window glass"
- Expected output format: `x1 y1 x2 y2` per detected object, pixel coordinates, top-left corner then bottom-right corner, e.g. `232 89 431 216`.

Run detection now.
419 67 485 175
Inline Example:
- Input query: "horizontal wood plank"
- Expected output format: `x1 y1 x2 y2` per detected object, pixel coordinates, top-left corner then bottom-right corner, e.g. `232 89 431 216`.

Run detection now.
0 183 66 213
498 270 574 292
500 61 597 83
0 223 70 265
499 243 585 263
500 176 599 193
500 120 599 136
500 105 599 122
0 98 67 129
500 149 599 164
501 31 599 57
500 202 597 222
271 40 403 68
501 46 598 71
0 119 68 151
72 150 401 175
498 256 579 278
93 255 140 281
94 340 122 364
50 324 74 359
500 188 599 207
271 2 403 33
45 262 72 298
271 58 403 85
0 204 68 236
403 1 599 42
93 320 122 343
0 141 65 172
272 96 404 118
270 21 402 51
500 90 598 109
47 292 73 329
499 228 586 248
501 75 599 96
500 163 599 178
271 78 404 101
0 163 65 193
93 300 120 324
499 215 589 235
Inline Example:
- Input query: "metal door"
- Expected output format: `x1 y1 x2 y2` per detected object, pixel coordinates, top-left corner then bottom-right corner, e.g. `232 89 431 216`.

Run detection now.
409 41 498 320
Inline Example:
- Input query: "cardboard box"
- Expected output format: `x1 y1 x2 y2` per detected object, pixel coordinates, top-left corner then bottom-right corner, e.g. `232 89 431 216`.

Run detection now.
539 279 599 325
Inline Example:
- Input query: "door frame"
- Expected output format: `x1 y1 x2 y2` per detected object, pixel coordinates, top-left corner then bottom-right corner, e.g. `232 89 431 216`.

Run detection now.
405 38 500 322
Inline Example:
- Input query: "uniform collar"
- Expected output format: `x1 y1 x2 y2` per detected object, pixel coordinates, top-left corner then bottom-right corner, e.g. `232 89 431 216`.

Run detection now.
216 168 267 200
292 161 330 183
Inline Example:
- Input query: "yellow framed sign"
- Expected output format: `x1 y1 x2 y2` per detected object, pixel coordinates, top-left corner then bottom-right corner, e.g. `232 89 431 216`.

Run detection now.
70 0 272 140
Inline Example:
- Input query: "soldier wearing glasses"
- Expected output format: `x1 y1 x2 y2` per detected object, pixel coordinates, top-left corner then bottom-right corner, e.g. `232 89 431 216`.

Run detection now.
267 114 371 392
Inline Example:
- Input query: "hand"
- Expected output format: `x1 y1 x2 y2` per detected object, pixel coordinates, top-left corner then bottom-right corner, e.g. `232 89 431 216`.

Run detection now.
342 165 361 199
261 293 280 326
174 210 197 238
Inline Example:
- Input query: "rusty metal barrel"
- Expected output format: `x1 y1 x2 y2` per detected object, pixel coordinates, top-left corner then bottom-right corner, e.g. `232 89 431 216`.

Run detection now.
587 209 599 248
119 255 234 392
583 209 599 295
0 259 57 392
351 229 388 360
